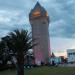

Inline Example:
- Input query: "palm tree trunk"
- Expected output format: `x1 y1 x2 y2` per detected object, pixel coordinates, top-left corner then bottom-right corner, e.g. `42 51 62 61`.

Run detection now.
17 54 24 75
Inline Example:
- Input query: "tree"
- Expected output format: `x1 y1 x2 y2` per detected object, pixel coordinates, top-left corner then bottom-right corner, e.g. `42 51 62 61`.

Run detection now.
0 41 4 57
0 40 9 70
0 40 7 61
2 29 35 75
0 41 6 64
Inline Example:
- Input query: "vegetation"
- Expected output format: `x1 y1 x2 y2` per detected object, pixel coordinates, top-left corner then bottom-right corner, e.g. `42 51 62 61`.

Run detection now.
0 29 35 75
0 66 75 75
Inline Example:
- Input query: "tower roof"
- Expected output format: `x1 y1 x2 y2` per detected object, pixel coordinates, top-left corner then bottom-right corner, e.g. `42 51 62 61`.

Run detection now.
51 52 55 58
29 2 48 18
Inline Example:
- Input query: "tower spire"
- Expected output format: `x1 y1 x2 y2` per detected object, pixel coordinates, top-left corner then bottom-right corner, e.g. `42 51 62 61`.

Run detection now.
36 1 40 5
34 1 42 9
29 2 49 18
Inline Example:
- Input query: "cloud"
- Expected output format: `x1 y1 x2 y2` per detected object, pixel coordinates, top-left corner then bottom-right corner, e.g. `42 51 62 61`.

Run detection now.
50 19 66 37
0 9 31 38
0 0 75 38
0 29 9 37
50 37 75 51
46 0 75 38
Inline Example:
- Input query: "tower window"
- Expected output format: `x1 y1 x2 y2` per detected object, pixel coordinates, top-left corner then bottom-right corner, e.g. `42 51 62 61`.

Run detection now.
33 11 41 17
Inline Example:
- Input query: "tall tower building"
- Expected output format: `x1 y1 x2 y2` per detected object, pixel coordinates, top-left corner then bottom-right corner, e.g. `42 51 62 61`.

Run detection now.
29 2 50 64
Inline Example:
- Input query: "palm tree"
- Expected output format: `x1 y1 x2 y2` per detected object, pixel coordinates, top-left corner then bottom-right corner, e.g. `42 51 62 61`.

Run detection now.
2 29 35 75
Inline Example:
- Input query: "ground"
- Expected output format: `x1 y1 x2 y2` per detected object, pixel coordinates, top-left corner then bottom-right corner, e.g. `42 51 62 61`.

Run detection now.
0 66 75 75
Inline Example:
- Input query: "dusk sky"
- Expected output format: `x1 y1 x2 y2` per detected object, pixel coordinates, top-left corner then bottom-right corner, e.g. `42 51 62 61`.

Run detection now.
0 0 75 57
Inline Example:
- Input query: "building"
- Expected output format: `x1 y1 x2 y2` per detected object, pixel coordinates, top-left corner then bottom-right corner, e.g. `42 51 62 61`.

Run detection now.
67 49 75 63
49 53 61 65
29 2 50 65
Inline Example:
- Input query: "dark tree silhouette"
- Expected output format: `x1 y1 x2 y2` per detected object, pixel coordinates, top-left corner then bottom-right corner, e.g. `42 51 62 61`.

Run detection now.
0 41 4 56
2 29 36 75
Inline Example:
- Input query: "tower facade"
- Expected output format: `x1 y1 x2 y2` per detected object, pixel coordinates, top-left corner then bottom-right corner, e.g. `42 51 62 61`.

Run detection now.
29 2 50 64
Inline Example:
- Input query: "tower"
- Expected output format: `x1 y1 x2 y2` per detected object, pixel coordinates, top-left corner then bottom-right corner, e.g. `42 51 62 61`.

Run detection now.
29 2 50 64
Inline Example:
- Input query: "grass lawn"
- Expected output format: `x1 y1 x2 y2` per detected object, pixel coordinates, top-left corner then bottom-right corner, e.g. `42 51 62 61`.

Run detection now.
0 66 75 75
